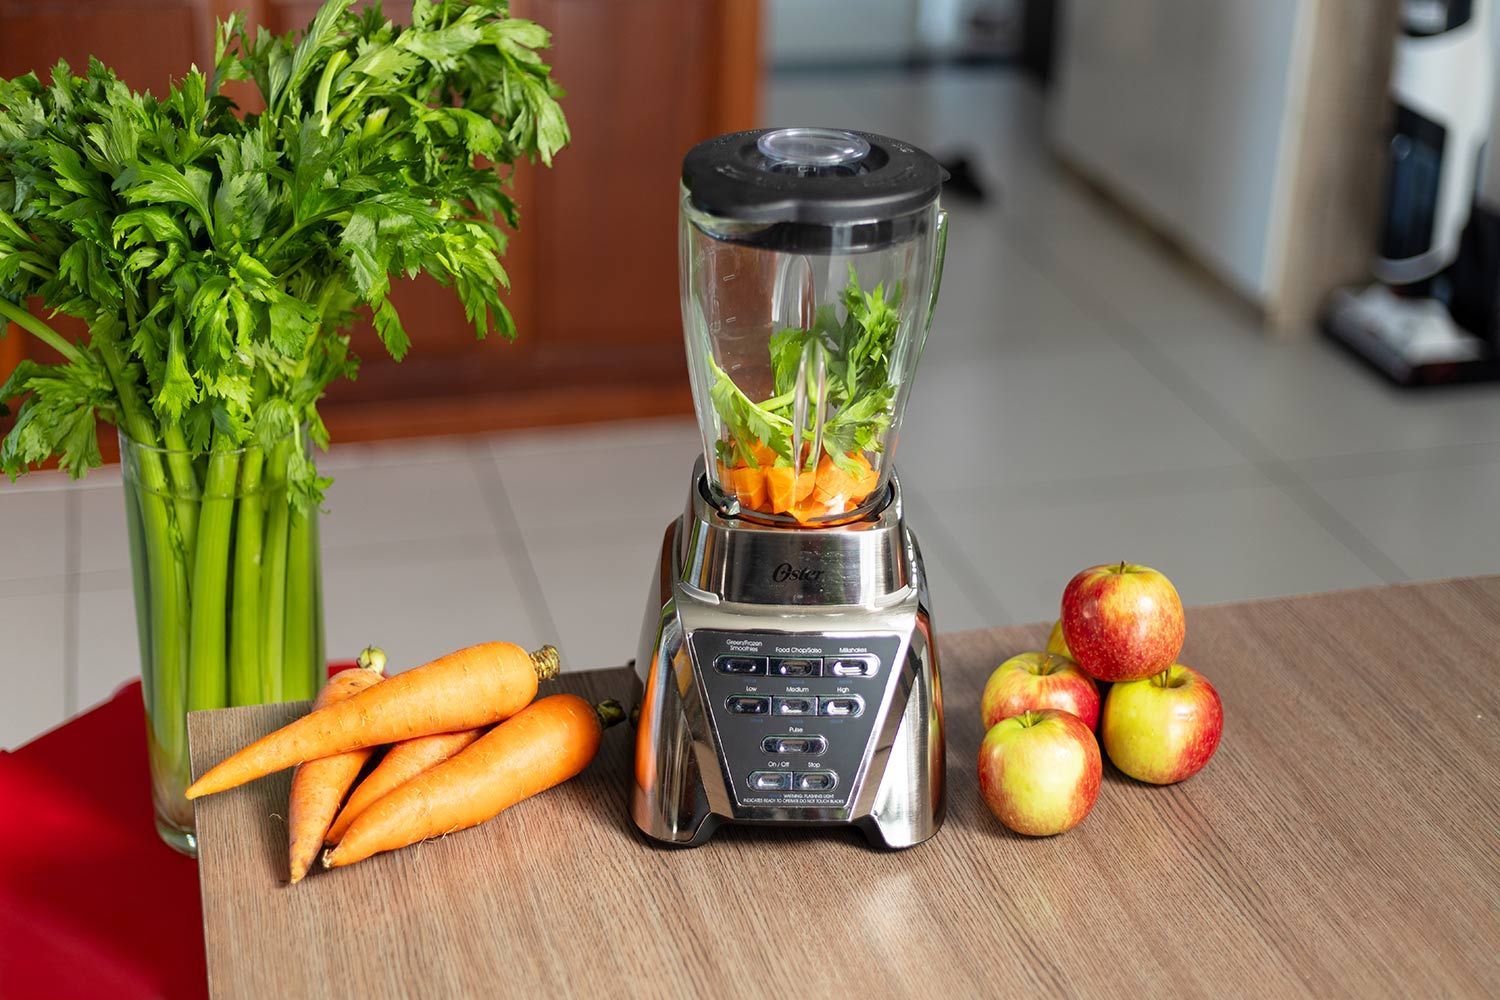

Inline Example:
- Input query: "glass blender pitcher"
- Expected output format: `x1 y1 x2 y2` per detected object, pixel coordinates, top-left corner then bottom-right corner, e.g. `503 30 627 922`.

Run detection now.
631 128 950 850
680 127 947 525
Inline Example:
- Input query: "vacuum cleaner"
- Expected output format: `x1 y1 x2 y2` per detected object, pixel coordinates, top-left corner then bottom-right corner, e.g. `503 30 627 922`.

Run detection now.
1325 0 1500 386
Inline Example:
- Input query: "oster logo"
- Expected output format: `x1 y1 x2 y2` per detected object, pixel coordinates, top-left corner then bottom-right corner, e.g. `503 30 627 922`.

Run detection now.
771 562 823 583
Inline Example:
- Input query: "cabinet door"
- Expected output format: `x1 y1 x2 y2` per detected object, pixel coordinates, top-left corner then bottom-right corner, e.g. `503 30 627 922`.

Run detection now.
0 0 212 92
516 0 717 379
318 0 761 435
1 0 761 446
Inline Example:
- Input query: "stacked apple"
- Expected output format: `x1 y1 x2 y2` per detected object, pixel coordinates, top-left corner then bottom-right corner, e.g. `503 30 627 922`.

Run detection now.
977 562 1224 836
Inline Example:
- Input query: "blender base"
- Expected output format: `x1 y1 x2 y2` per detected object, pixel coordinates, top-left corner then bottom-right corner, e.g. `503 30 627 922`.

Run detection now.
629 465 945 850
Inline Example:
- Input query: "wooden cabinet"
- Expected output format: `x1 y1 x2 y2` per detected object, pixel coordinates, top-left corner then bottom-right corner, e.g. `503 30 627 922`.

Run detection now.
0 0 760 448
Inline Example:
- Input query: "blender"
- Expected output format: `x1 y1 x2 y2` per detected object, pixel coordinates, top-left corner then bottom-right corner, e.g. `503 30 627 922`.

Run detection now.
631 128 948 849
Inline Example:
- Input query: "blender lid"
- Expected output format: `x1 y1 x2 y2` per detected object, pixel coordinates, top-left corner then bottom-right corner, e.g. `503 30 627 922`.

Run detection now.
682 127 945 226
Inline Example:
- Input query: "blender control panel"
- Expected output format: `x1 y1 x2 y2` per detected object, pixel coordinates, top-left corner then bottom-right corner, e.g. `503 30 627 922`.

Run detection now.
690 630 904 811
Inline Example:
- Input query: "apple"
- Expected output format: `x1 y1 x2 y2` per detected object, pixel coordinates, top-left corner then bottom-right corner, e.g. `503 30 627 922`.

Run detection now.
1101 664 1223 784
978 709 1101 836
1045 619 1072 658
981 651 1100 730
1061 562 1185 682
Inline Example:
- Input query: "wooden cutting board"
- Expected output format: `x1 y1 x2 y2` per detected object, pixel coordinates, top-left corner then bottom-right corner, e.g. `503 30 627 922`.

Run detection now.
190 578 1500 998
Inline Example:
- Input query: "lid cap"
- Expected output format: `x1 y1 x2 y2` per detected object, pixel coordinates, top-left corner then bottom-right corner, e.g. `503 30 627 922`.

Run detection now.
682 127 945 226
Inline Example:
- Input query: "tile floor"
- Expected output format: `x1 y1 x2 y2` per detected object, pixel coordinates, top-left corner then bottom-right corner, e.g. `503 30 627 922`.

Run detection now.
6 68 1500 747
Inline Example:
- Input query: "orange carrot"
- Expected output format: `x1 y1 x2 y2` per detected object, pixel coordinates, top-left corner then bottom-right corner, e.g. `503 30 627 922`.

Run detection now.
186 642 561 799
323 727 485 844
323 695 626 869
726 465 768 511
765 465 814 513
286 648 387 883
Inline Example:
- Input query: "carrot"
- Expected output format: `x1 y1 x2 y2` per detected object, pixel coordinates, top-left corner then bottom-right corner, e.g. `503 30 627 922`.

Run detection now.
323 695 626 869
816 453 868 508
765 465 814 513
186 642 561 799
286 647 387 883
748 441 777 467
324 726 485 844
726 465 768 511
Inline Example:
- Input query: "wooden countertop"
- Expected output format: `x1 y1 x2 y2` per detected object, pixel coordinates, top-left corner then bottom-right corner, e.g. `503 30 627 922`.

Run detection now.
189 578 1500 998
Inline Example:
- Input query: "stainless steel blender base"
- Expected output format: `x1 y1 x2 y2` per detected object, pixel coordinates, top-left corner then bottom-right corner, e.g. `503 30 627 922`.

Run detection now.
630 468 945 849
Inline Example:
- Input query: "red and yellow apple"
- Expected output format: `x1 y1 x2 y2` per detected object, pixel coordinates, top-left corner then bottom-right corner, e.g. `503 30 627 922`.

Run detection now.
981 651 1100 730
978 709 1101 836
1045 619 1072 658
1061 562 1184 682
1101 664 1222 784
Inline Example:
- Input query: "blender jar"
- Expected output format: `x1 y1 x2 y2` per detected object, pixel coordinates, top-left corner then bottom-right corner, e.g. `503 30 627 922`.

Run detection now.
680 127 947 525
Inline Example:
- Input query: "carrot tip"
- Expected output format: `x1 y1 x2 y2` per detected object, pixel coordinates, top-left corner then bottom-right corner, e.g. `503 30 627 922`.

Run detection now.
530 645 561 681
320 848 337 870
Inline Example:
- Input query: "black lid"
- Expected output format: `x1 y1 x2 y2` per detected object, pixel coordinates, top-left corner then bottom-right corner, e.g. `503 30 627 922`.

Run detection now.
682 127 945 227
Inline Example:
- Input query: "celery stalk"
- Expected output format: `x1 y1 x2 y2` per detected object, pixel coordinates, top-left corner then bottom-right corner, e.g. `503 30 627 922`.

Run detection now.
158 423 201 582
228 446 265 706
259 439 293 702
186 435 239 712
97 338 191 782
282 504 319 701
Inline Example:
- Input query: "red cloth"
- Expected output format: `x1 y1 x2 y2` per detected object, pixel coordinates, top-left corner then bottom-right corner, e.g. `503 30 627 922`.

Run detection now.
0 681 205 1000
0 666 352 999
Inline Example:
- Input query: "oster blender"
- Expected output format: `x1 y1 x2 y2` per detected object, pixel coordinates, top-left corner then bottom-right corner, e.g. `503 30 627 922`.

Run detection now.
631 128 948 848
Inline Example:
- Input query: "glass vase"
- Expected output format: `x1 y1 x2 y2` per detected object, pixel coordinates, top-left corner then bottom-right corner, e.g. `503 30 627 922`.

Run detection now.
119 429 324 856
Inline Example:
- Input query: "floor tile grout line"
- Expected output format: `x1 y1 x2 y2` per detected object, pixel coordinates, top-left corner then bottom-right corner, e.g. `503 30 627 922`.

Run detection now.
998 217 1412 586
902 488 1016 625
1282 440 1500 484
912 460 1267 512
467 442 562 642
63 489 80 716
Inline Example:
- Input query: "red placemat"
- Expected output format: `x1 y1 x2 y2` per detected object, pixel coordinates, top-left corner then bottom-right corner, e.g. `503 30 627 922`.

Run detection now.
0 666 352 1000
0 681 205 1000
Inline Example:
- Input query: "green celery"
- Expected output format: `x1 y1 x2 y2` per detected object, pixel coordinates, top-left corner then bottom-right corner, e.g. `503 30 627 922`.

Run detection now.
186 435 239 711
228 445 265 705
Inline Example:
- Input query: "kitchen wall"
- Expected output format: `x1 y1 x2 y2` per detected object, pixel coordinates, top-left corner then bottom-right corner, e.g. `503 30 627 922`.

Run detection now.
1049 0 1500 331
769 0 921 66
1049 0 1316 312
1484 1 1500 202
766 0 1021 67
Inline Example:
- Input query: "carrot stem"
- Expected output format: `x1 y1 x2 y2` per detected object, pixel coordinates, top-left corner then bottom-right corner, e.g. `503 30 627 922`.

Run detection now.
530 645 560 680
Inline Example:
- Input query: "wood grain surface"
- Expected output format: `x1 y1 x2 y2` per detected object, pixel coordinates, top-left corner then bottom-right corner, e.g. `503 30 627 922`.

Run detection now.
190 578 1500 999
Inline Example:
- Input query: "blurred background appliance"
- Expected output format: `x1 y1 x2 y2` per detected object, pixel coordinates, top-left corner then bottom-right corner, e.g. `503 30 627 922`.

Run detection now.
1325 0 1500 385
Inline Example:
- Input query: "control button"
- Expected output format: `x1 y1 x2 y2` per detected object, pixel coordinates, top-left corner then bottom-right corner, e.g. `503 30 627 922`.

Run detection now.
819 696 864 718
794 771 838 791
762 735 828 755
771 657 821 677
716 655 766 675
774 696 817 716
827 656 877 678
748 770 792 791
726 696 770 715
